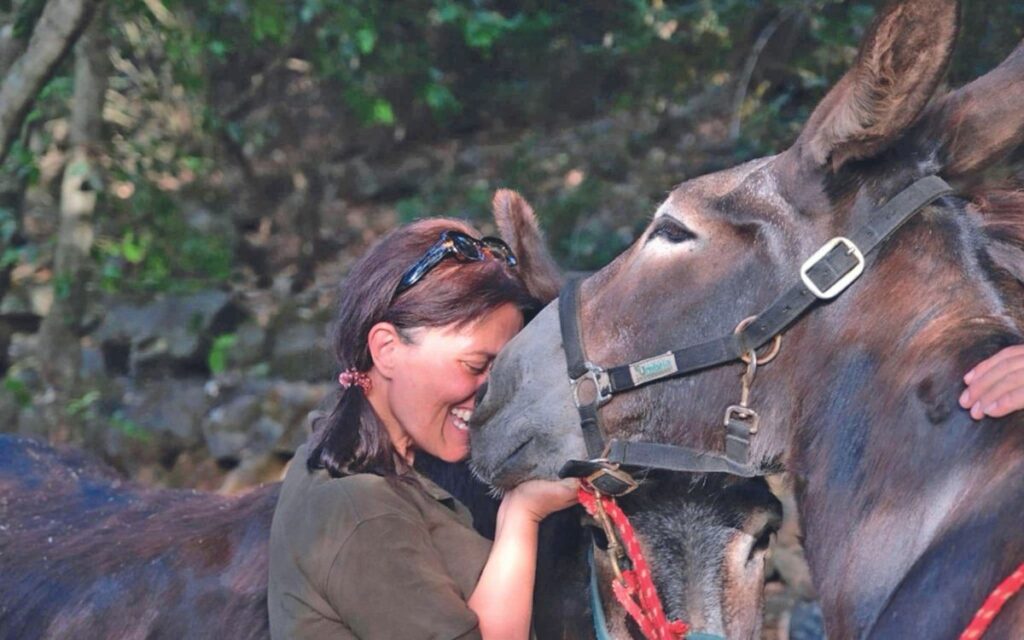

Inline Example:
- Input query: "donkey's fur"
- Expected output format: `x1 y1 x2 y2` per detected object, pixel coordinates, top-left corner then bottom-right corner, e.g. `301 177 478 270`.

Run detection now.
0 435 276 640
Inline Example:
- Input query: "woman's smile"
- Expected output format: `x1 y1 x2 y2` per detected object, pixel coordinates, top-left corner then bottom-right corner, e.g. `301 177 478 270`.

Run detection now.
450 407 472 431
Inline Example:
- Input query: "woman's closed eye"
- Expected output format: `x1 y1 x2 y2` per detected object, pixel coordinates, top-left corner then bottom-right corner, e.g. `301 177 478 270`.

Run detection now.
648 217 697 244
463 360 491 375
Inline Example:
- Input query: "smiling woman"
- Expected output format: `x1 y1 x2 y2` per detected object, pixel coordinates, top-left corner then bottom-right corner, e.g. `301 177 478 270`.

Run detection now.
267 205 579 640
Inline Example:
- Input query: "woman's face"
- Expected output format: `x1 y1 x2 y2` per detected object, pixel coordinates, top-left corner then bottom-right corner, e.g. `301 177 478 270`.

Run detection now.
386 303 524 463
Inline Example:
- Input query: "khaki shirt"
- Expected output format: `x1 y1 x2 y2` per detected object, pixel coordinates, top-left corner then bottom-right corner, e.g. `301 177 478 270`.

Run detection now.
268 445 491 639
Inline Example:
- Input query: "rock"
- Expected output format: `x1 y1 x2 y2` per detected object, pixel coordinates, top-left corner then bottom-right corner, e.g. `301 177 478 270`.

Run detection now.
201 380 331 465
266 307 333 382
201 390 267 461
262 381 332 452
95 291 247 376
228 320 268 370
340 154 436 200
108 377 211 465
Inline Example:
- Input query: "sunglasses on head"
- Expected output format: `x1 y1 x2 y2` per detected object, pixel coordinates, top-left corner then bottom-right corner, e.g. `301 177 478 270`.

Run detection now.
394 230 518 298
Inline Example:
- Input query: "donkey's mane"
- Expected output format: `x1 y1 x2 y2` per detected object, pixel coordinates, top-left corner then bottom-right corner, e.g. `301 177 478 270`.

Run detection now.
970 187 1024 322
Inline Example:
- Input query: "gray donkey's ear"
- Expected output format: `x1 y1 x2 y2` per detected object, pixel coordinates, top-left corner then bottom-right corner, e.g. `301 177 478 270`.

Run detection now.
492 189 563 304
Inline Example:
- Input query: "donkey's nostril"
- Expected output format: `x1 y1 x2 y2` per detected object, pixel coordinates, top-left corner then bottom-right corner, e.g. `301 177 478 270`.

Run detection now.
748 527 775 563
474 382 489 408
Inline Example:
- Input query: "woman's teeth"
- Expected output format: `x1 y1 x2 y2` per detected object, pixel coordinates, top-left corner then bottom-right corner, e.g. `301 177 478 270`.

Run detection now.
450 407 472 431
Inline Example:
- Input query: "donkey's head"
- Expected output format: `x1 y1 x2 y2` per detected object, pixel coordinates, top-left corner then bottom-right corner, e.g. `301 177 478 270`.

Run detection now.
585 475 783 639
471 0 1024 488
492 191 787 638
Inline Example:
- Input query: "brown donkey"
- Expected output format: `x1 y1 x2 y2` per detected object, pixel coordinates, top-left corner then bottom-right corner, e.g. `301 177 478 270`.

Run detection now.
470 1 1024 637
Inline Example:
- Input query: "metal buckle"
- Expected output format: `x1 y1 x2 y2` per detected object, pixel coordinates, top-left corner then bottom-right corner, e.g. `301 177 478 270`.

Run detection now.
723 404 760 434
586 463 639 497
571 361 613 408
800 236 865 299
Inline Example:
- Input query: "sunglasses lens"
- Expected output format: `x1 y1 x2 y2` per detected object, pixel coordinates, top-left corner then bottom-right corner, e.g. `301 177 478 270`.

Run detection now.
481 237 518 266
450 232 482 261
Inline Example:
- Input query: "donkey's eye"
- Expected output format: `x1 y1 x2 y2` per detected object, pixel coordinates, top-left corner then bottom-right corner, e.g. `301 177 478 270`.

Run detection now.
648 217 696 244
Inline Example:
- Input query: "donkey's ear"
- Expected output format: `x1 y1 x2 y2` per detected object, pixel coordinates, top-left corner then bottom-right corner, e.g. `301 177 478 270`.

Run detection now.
795 0 959 172
492 189 563 304
924 40 1024 178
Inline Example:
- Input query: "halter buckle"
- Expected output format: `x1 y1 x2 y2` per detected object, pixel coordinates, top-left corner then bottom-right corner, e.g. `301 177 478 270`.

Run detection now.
800 236 865 299
586 462 640 497
723 404 760 434
572 362 613 408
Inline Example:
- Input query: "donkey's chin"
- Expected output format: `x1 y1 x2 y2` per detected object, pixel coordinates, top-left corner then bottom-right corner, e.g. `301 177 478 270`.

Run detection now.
470 429 568 490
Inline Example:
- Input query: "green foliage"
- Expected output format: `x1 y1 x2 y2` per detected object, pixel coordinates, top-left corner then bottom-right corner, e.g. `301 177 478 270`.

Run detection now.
66 390 101 419
10 0 1024 300
11 0 47 39
110 411 151 442
2 376 31 409
208 333 237 374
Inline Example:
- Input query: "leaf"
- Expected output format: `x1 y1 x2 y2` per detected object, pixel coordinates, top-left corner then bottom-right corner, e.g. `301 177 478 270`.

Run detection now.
355 27 376 54
208 333 238 374
370 99 395 125
121 232 147 264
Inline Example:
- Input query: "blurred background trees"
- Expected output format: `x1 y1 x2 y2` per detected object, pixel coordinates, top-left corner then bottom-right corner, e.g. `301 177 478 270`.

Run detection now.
0 0 1020 488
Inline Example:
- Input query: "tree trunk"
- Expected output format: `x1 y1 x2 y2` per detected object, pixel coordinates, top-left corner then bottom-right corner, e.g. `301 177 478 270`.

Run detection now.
37 4 107 443
0 2 31 377
0 0 103 164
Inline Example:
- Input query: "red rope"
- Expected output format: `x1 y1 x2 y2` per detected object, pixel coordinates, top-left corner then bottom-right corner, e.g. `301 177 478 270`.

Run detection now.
579 486 689 640
960 561 1024 639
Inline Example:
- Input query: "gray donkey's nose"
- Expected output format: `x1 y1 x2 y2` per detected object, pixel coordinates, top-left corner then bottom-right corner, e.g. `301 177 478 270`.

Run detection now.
474 382 488 409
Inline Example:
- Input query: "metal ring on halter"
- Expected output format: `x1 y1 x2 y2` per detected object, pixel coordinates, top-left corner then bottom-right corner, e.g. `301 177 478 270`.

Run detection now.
734 315 782 364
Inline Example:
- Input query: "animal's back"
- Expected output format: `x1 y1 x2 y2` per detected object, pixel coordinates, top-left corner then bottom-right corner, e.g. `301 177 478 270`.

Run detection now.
0 435 278 640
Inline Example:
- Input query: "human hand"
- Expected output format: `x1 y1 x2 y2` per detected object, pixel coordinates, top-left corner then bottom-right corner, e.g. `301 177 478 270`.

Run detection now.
959 345 1024 420
503 478 579 523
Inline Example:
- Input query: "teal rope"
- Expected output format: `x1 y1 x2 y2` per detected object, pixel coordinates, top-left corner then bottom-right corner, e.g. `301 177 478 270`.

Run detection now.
588 543 615 640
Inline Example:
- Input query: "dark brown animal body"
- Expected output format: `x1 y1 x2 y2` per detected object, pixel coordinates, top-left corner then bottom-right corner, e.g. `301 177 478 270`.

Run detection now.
470 1 1024 638
0 436 780 640
0 435 277 640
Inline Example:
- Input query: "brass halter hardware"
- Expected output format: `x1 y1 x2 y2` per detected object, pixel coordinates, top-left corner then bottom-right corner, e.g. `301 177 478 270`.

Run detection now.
723 316 781 435
589 487 627 583
735 315 782 365
724 349 761 434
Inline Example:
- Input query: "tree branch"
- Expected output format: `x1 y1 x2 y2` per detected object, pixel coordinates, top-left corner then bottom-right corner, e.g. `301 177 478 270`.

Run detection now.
0 0 103 163
728 10 795 143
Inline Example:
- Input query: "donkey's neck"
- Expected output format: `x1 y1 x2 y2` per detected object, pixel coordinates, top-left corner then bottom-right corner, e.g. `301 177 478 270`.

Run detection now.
786 234 1024 637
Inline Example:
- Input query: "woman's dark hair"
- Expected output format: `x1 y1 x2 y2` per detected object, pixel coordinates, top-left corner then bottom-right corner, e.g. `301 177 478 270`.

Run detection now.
307 218 539 478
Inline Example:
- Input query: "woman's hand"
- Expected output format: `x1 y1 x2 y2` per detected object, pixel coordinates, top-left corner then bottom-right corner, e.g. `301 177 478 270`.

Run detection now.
960 345 1024 420
503 478 579 524
470 477 578 639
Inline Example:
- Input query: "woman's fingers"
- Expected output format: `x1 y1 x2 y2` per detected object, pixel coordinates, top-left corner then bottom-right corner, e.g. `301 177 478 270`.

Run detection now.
508 478 580 520
962 353 1024 407
978 386 1024 418
963 344 1024 385
960 346 1024 419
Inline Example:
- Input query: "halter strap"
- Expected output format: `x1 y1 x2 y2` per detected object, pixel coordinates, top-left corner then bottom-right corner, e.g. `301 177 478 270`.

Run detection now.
558 175 954 487
601 175 954 394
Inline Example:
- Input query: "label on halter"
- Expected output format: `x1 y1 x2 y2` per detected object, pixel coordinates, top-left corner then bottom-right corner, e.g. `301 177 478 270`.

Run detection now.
629 353 678 386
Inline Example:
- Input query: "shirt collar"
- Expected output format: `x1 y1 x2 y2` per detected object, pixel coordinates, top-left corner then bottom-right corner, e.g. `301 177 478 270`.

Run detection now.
408 468 457 504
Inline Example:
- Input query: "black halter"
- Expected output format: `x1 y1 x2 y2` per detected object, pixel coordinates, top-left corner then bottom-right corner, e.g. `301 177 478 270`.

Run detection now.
557 175 954 495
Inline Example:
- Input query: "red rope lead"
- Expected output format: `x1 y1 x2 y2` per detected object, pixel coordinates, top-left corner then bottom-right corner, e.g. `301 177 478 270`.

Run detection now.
579 486 688 640
960 562 1024 639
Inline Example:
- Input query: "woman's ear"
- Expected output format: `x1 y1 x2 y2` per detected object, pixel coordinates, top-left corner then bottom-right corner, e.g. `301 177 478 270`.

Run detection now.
367 322 402 379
